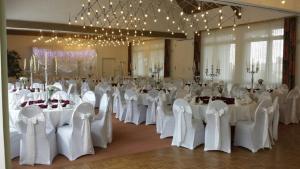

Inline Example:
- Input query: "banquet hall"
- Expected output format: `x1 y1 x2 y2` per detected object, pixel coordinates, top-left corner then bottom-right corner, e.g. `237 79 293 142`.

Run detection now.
1 0 300 169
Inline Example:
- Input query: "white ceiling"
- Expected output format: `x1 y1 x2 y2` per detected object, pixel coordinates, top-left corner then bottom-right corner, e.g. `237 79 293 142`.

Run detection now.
5 0 296 32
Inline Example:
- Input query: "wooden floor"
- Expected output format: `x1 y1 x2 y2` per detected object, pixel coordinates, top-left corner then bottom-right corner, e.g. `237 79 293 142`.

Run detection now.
12 117 300 169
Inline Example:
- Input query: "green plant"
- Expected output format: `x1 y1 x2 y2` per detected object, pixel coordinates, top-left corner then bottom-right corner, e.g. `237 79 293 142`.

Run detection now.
7 50 22 78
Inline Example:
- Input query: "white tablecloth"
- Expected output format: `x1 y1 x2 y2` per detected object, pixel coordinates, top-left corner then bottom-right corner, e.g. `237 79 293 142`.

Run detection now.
10 107 74 130
190 102 257 125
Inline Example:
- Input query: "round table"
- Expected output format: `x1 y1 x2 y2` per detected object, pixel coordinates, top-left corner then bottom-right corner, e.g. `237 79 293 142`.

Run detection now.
10 106 74 130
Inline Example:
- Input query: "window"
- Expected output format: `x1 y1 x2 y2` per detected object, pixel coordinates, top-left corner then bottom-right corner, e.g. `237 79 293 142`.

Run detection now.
201 30 236 82
201 19 284 86
132 40 164 78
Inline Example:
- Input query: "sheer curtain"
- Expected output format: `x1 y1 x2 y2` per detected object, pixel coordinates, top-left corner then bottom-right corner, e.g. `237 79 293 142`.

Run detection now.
201 30 236 82
132 40 165 77
32 47 97 77
201 19 284 87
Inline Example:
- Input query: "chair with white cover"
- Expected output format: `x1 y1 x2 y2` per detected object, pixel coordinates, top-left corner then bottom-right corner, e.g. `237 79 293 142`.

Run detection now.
8 82 14 90
17 105 57 165
81 81 90 96
146 92 159 125
82 91 96 108
258 91 272 103
10 130 21 159
201 87 213 96
171 99 205 149
157 91 175 139
234 99 272 153
91 94 112 148
53 82 63 91
95 83 112 108
69 94 82 106
175 89 189 99
51 91 69 100
124 89 146 125
57 103 95 161
204 100 231 153
270 97 280 143
112 87 125 120
280 88 300 124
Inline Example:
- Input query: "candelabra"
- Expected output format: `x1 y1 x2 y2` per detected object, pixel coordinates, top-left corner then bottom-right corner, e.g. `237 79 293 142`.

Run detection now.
149 64 163 83
205 65 220 81
247 64 259 91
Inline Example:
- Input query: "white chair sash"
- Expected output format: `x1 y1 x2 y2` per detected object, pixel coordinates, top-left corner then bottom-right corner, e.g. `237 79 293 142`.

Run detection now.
19 114 45 165
206 108 225 149
148 95 159 123
262 108 271 148
80 113 93 153
174 106 186 145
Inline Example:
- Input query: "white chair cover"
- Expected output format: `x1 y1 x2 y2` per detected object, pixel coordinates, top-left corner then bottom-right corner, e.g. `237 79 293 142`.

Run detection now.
175 89 189 99
112 87 125 120
91 94 112 148
258 91 272 103
279 88 299 124
234 99 272 153
10 130 21 159
17 105 57 165
82 91 96 107
81 81 90 96
51 91 69 100
146 92 159 125
157 91 175 139
201 88 213 96
95 83 112 107
53 82 63 91
57 102 95 161
204 100 231 153
272 97 280 141
124 89 146 125
8 83 14 91
171 99 204 149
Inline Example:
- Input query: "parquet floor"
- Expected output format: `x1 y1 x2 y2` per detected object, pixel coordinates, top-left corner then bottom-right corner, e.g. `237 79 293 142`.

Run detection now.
12 117 300 169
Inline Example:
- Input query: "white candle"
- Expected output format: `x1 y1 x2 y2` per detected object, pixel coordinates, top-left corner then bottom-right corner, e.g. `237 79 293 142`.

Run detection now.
45 53 48 70
30 57 33 71
33 55 36 72
23 58 26 70
55 57 58 74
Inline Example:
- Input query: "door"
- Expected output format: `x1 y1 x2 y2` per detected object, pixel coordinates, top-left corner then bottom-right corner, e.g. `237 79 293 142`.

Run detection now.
102 58 116 78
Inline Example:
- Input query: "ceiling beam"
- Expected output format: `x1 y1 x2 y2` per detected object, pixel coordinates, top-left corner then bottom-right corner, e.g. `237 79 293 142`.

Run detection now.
6 20 187 39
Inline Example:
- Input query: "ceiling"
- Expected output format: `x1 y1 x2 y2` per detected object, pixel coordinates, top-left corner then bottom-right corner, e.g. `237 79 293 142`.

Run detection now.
5 0 296 33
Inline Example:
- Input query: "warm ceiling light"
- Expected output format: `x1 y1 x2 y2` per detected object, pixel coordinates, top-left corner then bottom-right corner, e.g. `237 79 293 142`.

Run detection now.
281 0 286 4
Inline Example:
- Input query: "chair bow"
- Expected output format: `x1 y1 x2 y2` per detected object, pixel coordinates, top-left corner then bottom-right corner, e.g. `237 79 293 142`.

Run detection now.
207 108 226 149
80 113 93 153
19 113 45 165
148 95 159 123
174 106 186 145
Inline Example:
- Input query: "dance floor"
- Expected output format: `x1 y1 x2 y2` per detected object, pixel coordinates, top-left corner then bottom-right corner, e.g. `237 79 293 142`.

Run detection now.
12 114 300 169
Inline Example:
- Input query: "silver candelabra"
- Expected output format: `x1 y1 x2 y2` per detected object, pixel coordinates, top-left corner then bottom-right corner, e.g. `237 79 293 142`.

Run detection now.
247 64 259 91
205 64 220 81
149 64 163 82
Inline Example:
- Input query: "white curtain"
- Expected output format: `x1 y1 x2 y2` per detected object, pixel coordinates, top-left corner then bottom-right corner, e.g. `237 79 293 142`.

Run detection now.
32 47 97 78
201 31 236 82
132 40 165 78
201 19 284 87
